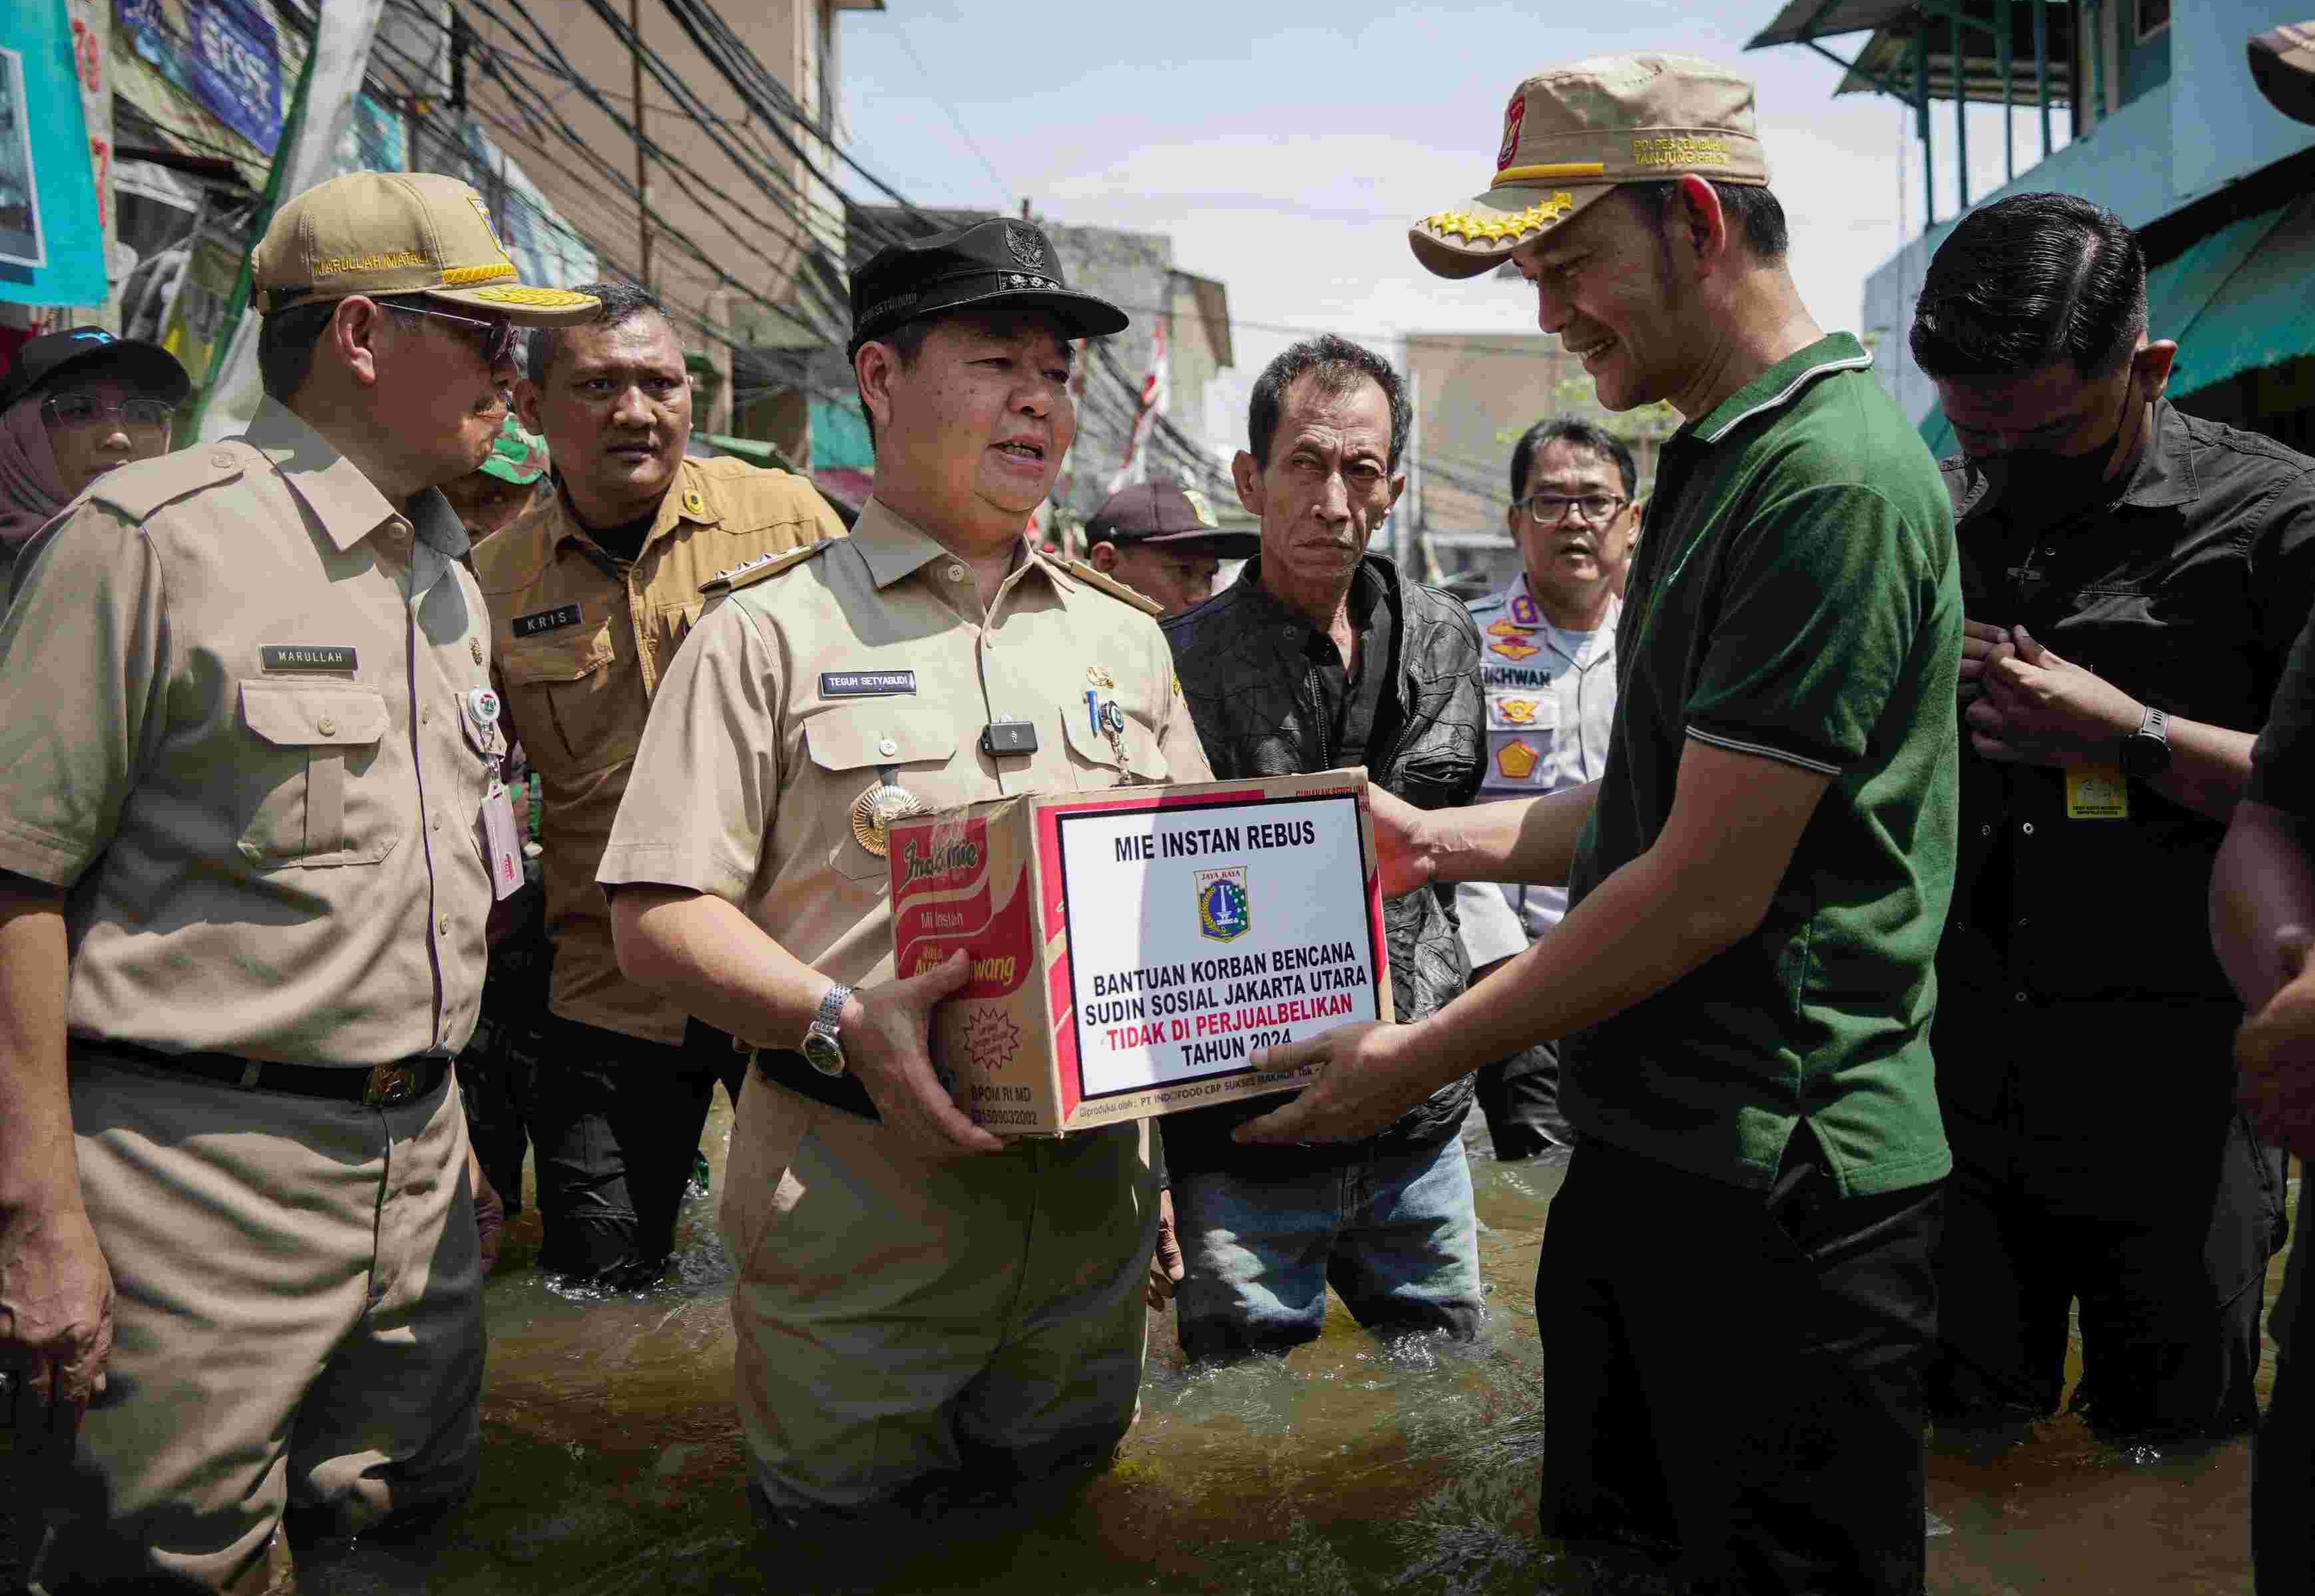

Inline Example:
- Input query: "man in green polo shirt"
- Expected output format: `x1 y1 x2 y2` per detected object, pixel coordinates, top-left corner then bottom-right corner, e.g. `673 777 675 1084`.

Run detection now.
1242 55 1960 1595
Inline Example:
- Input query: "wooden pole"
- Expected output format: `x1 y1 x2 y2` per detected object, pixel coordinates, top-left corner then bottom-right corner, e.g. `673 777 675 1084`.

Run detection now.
631 0 650 289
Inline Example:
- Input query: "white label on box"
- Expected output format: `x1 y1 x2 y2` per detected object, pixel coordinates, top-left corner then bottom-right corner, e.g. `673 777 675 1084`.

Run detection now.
1055 793 1382 1097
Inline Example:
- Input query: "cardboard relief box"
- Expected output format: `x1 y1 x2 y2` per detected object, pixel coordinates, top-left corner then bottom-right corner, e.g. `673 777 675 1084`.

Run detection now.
886 769 1395 1135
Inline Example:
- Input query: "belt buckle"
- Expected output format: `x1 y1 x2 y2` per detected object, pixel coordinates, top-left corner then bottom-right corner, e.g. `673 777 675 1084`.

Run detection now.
363 1060 418 1107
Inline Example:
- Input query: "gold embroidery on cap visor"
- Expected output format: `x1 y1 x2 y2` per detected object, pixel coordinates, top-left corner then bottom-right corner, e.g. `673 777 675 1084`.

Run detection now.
440 262 518 286
1419 191 1576 247
462 286 598 307
1632 134 1733 168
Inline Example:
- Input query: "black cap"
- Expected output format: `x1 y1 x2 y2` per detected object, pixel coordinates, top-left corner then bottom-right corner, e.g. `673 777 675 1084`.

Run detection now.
0 326 192 413
848 219 1130 355
1085 481 1259 559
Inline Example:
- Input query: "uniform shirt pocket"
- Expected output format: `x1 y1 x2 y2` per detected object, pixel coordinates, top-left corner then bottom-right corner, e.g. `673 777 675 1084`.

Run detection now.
499 618 639 777
803 709 960 883
1059 699 1169 789
237 682 397 868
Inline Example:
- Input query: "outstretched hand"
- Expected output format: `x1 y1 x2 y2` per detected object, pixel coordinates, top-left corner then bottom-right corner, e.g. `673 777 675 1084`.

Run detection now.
1232 1022 1433 1146
1367 786 1440 900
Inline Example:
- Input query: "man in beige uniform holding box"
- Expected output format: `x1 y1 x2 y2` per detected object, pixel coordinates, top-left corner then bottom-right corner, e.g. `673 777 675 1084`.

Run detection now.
0 172 595 1590
473 280 844 1287
601 218 1211 1539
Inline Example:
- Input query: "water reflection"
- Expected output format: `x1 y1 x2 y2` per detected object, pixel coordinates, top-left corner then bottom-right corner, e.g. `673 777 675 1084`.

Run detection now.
4 1111 2279 1593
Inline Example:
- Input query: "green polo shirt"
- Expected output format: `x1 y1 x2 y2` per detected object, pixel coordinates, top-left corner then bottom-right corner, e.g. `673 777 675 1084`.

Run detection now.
1562 333 1961 1198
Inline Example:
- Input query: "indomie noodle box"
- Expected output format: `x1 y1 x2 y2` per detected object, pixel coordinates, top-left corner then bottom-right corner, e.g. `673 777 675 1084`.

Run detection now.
887 768 1394 1135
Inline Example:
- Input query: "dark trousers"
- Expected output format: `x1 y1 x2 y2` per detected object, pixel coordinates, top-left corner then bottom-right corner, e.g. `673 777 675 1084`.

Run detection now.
1930 1000 2286 1440
1538 1132 1942 1596
2257 1171 2313 1594
1473 1036 1574 1160
530 1012 747 1287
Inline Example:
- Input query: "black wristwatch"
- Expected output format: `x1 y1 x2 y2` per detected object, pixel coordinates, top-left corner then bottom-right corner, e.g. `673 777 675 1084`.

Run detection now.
2120 705 2172 779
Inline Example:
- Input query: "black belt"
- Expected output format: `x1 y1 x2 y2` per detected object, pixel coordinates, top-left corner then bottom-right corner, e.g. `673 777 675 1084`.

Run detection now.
92 1040 451 1107
750 1046 879 1121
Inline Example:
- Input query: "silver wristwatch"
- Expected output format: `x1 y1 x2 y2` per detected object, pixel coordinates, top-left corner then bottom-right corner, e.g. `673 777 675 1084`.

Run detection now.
801 982 854 1077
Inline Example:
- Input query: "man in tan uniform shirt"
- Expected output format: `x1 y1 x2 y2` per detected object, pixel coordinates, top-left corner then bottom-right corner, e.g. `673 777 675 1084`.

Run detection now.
0 172 596 1590
599 218 1211 1542
469 281 843 1287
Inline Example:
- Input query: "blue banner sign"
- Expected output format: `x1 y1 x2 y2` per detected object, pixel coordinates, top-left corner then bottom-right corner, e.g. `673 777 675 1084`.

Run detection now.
188 0 278 152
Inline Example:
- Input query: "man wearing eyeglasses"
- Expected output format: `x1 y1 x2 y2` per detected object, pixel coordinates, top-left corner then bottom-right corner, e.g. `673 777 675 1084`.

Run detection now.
1459 417 1635 1160
0 171 600 1590
469 281 846 1291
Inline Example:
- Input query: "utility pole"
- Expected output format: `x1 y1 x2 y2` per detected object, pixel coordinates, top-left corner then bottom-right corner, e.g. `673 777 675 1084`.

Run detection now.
631 0 651 289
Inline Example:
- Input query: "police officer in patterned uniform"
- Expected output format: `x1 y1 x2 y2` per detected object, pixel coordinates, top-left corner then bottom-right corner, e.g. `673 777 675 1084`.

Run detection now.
0 172 596 1590
470 280 845 1288
597 218 1213 1544
1461 416 1633 1158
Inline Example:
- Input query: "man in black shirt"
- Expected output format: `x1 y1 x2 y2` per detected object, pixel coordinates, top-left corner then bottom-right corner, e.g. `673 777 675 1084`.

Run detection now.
1916 193 2314 1440
1159 333 1486 1360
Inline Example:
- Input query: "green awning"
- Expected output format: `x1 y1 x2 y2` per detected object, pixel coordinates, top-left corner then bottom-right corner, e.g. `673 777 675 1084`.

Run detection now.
1916 194 2315 457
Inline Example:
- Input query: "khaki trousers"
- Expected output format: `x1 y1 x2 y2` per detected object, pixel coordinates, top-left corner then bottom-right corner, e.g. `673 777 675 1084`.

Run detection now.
24 1056 483 1591
720 1078 1155 1516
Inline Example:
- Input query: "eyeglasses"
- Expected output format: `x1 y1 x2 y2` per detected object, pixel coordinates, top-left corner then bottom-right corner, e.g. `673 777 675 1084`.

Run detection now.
379 298 521 370
42 393 178 435
1520 493 1627 526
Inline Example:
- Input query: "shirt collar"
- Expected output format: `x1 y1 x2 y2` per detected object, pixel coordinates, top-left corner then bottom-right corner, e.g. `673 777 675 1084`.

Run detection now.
2117 397 2198 509
548 459 718 556
244 398 469 559
1500 571 1620 636
1955 395 2199 520
1691 332 1875 447
850 496 1062 594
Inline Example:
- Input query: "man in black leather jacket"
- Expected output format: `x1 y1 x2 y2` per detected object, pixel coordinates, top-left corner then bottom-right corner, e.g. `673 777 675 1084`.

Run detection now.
1159 333 1487 1361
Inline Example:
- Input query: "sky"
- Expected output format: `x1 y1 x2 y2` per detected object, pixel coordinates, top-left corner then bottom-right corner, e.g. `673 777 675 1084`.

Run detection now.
829 1 2059 447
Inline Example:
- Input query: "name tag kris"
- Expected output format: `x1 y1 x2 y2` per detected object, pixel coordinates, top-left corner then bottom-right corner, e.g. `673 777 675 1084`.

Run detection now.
513 603 582 638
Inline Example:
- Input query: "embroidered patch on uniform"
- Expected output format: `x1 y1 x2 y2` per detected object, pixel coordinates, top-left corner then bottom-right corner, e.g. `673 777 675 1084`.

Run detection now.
1508 592 1540 627
260 645 358 672
513 602 582 638
1496 739 1542 781
821 670 917 698
1486 617 1536 638
1497 698 1539 724
1490 638 1542 661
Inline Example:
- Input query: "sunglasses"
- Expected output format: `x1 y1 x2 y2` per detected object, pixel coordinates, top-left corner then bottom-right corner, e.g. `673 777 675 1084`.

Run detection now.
379 298 521 370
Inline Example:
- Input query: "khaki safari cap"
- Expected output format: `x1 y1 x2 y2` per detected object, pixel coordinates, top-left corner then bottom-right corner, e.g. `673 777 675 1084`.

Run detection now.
1409 53 1771 280
252 170 600 325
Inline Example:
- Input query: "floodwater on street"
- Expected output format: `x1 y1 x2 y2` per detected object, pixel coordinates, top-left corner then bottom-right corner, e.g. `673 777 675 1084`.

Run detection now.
5 1101 2291 1593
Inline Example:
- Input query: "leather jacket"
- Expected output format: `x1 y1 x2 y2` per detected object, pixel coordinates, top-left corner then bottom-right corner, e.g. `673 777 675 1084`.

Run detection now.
1158 552 1487 1174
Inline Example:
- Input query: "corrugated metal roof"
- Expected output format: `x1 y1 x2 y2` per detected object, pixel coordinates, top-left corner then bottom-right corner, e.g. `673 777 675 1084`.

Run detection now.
1749 0 2075 108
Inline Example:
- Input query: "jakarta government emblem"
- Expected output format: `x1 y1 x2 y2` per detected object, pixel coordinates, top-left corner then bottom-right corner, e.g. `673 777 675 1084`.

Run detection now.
1195 866 1251 943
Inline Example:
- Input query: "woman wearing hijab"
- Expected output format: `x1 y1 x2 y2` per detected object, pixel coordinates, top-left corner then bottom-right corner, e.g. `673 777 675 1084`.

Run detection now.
0 326 192 600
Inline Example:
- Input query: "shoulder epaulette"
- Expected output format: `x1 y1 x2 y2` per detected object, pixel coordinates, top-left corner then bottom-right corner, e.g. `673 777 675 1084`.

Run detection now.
87 443 250 520
1059 557 1164 617
700 538 833 596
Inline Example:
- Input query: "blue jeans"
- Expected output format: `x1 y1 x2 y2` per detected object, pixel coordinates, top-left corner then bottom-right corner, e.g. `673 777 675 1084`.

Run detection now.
1171 1135 1485 1361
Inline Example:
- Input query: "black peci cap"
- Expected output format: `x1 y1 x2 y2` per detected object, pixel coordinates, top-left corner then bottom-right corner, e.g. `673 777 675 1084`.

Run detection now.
848 218 1130 356
1085 481 1259 559
0 326 192 413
